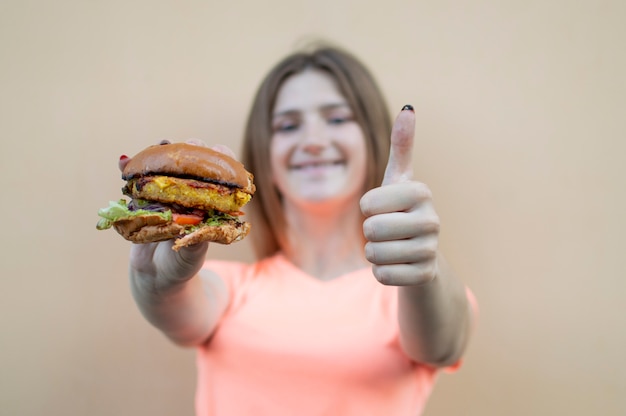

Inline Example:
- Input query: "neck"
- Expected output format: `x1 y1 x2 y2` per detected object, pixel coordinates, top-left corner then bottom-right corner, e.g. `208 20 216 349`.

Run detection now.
282 199 368 281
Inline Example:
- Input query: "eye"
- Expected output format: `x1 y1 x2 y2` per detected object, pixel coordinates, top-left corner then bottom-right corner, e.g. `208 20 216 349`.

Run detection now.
328 116 348 125
273 120 300 133
326 111 354 126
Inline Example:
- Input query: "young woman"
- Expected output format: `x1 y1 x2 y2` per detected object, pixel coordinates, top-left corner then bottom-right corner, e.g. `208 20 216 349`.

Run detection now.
122 45 475 415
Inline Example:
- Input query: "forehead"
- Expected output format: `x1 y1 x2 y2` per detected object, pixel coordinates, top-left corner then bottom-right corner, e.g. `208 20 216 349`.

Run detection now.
273 69 347 114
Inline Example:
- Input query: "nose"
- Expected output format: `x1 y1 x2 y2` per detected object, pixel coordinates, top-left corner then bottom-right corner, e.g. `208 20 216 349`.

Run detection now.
301 117 330 155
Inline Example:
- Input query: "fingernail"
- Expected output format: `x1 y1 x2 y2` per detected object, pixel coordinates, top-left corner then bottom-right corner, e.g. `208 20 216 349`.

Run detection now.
119 154 129 161
402 104 414 112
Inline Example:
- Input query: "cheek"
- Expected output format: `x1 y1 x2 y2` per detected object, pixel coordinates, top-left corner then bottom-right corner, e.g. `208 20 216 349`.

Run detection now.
269 137 288 186
349 135 367 162
352 155 368 192
346 132 368 177
269 136 288 160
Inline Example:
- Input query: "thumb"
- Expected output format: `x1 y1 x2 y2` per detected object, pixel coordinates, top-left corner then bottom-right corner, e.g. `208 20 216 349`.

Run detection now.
382 105 416 186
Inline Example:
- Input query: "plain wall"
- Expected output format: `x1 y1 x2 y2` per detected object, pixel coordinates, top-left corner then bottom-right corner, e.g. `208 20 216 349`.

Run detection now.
1 1 624 415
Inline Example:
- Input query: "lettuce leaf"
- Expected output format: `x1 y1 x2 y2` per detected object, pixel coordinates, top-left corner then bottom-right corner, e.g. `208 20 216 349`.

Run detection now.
96 199 172 230
96 199 240 233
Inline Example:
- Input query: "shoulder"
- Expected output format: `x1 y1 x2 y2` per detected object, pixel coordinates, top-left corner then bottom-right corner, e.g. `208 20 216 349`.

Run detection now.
203 254 283 309
203 253 282 280
203 259 251 278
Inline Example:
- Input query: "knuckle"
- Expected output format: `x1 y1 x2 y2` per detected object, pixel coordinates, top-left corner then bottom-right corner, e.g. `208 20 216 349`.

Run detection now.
408 182 432 201
415 214 440 235
406 238 437 261
419 183 434 200
407 266 426 285
420 246 438 261
428 214 440 228
411 246 436 262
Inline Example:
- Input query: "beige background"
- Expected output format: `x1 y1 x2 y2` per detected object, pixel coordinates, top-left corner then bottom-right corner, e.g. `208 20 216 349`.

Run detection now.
1 1 625 415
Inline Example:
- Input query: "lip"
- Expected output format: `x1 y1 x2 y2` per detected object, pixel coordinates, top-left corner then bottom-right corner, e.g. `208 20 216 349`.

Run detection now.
288 159 345 170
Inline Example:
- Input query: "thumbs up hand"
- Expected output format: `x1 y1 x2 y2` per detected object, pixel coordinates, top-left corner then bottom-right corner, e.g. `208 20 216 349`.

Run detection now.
360 105 440 286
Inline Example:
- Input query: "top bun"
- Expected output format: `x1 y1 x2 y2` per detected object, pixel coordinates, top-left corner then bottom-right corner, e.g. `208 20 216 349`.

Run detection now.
122 142 253 190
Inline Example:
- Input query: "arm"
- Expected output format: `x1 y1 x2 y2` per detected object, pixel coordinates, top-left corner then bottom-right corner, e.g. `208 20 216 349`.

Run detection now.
119 143 231 347
397 253 473 366
128 240 229 347
361 183 473 367
361 106 474 367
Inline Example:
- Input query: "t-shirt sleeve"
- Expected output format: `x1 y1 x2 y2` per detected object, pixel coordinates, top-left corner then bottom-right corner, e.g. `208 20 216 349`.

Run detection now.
202 259 259 316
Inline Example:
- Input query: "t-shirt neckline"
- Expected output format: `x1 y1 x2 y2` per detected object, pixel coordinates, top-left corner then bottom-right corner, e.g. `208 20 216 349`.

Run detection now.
272 252 370 286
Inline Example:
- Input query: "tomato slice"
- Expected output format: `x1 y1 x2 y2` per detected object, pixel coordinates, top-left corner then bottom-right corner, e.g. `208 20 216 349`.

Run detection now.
172 213 203 225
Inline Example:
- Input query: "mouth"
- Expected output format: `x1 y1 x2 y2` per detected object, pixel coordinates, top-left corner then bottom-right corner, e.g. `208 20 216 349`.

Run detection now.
289 160 345 170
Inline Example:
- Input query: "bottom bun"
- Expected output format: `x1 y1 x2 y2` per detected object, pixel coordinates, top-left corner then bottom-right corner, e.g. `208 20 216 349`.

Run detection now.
172 220 251 251
112 213 251 250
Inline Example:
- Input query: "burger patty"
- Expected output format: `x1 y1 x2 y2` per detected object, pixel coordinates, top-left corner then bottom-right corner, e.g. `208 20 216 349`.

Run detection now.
123 175 252 213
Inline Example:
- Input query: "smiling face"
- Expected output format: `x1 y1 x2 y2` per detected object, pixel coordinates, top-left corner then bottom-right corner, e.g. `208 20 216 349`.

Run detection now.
270 69 368 210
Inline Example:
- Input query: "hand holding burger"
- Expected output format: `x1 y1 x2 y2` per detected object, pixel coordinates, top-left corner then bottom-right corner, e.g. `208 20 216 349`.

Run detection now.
97 141 255 251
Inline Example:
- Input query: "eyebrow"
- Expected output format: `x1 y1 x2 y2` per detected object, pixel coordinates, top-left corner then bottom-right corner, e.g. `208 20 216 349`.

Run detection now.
272 103 351 118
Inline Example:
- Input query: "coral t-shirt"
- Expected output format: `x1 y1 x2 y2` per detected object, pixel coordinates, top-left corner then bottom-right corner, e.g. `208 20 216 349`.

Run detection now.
195 253 457 415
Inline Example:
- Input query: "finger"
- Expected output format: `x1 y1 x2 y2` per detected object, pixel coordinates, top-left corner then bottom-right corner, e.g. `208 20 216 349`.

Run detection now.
185 139 238 160
371 262 438 286
154 240 209 282
210 144 237 159
361 182 432 216
364 237 438 265
363 212 440 242
119 154 130 172
382 105 416 186
185 138 209 147
129 242 158 273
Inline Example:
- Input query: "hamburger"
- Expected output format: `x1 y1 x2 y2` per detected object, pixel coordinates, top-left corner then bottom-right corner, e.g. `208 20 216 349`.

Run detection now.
97 142 255 250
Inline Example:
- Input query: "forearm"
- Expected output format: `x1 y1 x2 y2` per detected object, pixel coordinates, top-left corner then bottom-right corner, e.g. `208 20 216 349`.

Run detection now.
397 253 473 367
127 242 227 347
130 270 217 346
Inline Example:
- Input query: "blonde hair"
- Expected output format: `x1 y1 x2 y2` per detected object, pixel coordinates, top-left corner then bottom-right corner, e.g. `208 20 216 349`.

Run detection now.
242 45 392 259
